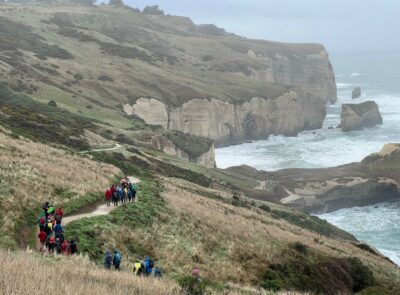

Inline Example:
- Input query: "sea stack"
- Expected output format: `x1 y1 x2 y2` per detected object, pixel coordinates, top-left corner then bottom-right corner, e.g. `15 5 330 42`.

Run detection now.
352 87 362 99
341 101 383 132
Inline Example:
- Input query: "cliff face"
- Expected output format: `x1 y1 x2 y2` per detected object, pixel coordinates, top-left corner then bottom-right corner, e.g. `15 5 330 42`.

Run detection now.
124 48 336 146
125 88 327 147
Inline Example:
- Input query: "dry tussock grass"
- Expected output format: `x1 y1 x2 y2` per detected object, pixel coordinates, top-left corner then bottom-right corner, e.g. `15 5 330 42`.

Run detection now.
0 131 120 233
0 249 310 295
0 250 181 295
149 177 400 287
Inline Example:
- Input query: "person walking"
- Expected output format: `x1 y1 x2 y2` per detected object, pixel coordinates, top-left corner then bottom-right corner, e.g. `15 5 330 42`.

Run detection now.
113 250 122 270
104 250 112 269
38 230 47 253
105 189 112 207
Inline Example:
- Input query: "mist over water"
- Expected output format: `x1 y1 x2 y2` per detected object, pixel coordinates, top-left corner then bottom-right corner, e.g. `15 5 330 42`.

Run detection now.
215 51 400 265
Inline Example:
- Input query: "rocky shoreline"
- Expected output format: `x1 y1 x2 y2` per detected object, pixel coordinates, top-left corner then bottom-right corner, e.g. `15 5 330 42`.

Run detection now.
227 144 400 213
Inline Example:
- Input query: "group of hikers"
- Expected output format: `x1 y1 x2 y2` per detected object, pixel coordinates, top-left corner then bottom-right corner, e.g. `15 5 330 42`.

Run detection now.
105 178 138 207
103 250 162 278
37 202 78 255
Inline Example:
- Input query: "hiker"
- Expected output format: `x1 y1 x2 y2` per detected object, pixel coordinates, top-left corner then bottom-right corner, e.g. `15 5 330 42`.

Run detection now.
47 235 56 254
133 261 144 276
117 186 124 204
54 223 63 235
70 240 78 255
55 231 64 243
144 256 154 276
127 186 133 203
192 267 201 282
153 267 162 278
104 250 112 269
43 202 50 216
55 238 62 254
105 189 112 207
55 208 63 222
113 250 122 270
124 187 129 203
133 260 144 276
131 183 137 202
61 240 70 255
112 185 119 207
38 215 46 231
38 230 47 252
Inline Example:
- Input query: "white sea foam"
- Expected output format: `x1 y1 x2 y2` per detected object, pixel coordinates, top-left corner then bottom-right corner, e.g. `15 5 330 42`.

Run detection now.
351 72 363 77
336 83 356 89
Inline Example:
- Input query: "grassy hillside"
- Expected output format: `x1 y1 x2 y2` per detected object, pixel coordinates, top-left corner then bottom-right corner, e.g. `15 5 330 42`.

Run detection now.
0 123 398 293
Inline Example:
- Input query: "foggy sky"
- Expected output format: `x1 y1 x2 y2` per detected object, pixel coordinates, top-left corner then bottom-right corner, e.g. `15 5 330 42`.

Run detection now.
126 0 400 53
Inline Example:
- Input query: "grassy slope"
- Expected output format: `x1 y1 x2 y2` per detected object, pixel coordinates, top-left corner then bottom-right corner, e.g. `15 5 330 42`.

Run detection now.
0 128 120 248
63 150 400 294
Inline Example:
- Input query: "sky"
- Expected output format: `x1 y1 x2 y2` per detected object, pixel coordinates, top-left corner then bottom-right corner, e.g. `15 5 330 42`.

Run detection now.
125 0 400 53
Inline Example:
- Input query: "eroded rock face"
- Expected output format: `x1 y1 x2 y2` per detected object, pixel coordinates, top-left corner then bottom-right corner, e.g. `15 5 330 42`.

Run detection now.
125 89 326 147
341 101 383 132
352 87 362 99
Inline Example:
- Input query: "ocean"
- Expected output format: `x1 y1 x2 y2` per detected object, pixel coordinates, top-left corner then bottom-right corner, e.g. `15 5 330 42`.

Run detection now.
215 51 400 265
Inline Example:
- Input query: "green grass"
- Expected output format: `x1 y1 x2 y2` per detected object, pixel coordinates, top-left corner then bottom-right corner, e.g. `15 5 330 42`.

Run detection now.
0 83 92 150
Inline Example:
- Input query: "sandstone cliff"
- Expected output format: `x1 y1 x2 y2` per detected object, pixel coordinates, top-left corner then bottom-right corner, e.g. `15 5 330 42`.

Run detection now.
124 89 327 147
227 144 400 213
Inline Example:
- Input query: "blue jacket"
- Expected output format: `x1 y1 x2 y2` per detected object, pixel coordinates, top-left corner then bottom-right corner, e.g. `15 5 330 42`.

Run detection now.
54 224 63 233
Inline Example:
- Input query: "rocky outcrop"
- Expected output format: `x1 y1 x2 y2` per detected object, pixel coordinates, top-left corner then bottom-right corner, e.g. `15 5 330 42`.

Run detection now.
352 87 362 99
228 144 400 213
341 101 383 132
150 135 215 168
124 88 327 147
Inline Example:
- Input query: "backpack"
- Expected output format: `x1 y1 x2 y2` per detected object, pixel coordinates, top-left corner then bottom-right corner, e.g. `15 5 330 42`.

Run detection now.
39 217 45 225
114 253 121 265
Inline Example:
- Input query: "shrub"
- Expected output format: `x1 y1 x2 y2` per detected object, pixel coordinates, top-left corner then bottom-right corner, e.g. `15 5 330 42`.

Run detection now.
98 75 114 82
177 276 208 295
348 257 374 292
202 55 214 62
292 242 308 255
259 204 271 213
47 100 57 107
74 73 84 80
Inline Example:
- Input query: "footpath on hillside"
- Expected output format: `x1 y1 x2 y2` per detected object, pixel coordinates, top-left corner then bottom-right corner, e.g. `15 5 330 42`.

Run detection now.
63 176 140 226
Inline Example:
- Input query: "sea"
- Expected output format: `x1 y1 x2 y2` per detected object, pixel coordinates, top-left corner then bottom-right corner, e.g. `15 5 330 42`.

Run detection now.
215 51 400 265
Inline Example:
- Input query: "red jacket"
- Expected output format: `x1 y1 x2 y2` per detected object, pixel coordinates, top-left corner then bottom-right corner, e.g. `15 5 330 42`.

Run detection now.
38 231 47 243
105 189 112 200
55 209 64 218
61 241 70 255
